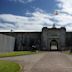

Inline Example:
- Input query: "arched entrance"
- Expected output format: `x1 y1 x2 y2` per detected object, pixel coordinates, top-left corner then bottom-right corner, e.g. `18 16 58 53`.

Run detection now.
50 40 58 51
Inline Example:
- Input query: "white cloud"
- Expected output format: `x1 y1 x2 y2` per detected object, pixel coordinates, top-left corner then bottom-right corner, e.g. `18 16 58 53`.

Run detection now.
52 0 72 31
52 13 72 25
0 8 72 31
1 0 72 31
9 0 34 3
56 0 72 15
0 10 53 32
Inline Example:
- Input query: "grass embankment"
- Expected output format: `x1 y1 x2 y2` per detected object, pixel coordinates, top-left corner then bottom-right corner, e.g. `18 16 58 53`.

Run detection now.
0 51 35 58
0 60 20 72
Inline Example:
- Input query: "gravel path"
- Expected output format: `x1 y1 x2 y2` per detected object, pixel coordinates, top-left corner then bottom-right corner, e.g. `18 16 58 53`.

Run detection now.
0 52 72 72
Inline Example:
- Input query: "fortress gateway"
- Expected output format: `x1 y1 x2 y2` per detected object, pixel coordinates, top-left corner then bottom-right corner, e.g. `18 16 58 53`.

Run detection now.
0 26 72 52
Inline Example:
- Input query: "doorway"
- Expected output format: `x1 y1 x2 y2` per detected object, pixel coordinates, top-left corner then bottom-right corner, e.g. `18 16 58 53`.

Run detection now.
50 40 58 51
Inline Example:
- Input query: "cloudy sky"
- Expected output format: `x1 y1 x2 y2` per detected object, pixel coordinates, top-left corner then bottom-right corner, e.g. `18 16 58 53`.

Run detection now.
0 0 72 32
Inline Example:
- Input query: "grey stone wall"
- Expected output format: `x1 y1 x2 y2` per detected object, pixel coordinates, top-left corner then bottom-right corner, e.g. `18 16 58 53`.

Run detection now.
60 27 66 50
0 28 72 52
66 32 72 50
0 34 15 53
41 27 66 51
41 27 48 50
0 32 41 51
14 32 41 51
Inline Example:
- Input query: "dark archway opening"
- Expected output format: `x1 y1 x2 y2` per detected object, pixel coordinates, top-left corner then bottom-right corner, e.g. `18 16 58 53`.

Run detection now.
50 40 58 51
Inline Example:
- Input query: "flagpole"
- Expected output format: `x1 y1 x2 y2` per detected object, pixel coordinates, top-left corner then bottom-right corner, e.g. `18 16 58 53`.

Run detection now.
52 11 59 28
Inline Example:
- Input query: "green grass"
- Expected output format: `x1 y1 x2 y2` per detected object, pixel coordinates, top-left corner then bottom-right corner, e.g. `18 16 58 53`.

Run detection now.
0 51 35 58
64 51 72 55
68 52 72 54
0 60 20 72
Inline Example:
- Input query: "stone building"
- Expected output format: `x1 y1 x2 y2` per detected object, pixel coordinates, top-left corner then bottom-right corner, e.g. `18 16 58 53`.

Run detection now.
41 26 66 51
0 26 72 52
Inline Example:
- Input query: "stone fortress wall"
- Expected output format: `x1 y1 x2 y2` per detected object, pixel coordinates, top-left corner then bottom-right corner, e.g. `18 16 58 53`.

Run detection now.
0 27 72 52
0 33 15 53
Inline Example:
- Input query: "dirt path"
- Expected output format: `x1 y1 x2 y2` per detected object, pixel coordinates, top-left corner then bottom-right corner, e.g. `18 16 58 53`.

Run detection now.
0 52 72 72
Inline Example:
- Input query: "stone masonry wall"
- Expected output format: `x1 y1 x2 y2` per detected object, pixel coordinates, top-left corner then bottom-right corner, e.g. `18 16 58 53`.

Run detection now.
0 33 15 53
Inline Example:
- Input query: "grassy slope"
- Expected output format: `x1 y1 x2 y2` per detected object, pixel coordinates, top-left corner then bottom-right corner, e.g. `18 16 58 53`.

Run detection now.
0 51 34 58
0 60 20 72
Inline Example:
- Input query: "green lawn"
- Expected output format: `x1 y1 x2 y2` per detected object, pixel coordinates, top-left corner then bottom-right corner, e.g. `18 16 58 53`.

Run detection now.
0 51 35 58
0 60 20 72
0 51 36 72
64 51 72 55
